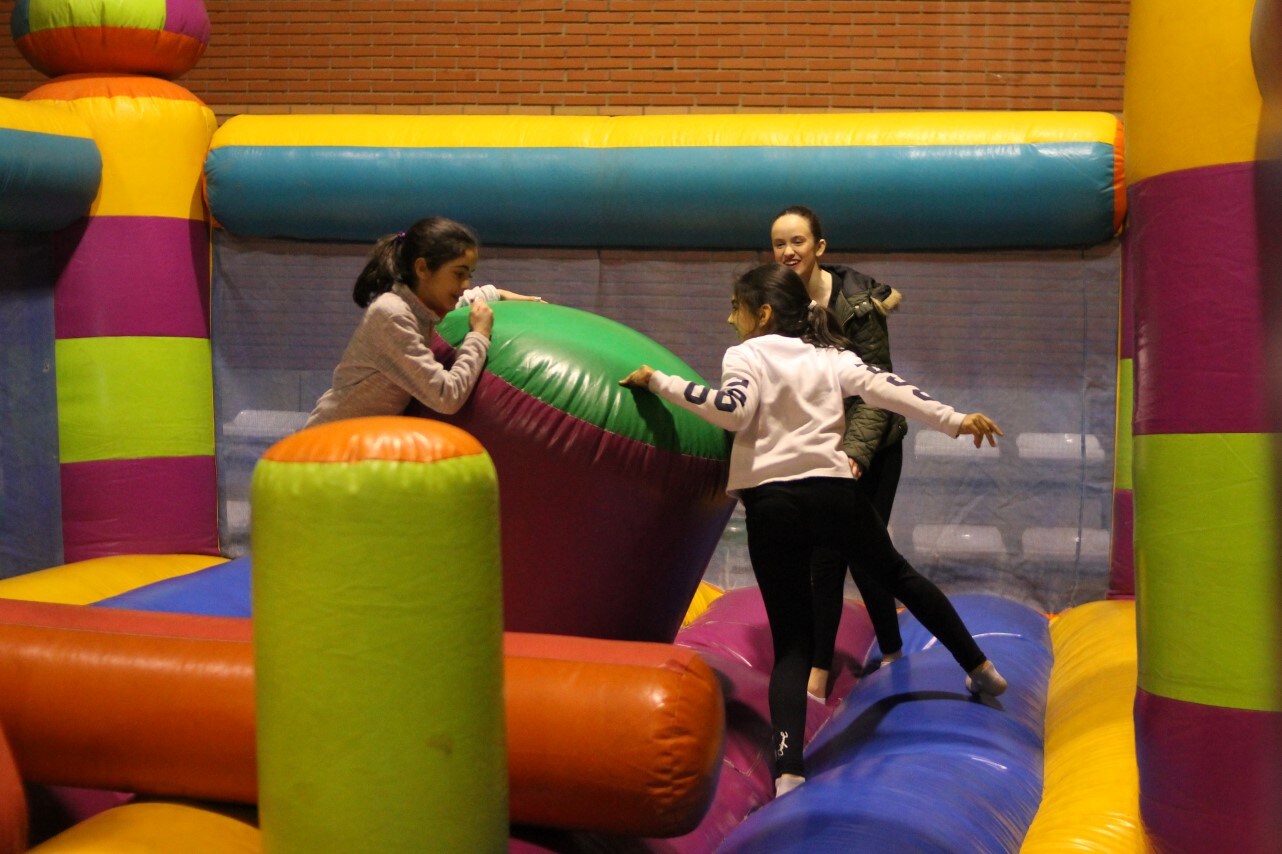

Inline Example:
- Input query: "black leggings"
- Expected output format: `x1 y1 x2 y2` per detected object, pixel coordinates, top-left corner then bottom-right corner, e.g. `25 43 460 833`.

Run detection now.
741 476 986 777
811 441 905 667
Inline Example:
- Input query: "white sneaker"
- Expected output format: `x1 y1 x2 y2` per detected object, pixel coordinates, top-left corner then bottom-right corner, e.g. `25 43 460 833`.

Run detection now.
965 660 1008 697
774 773 805 798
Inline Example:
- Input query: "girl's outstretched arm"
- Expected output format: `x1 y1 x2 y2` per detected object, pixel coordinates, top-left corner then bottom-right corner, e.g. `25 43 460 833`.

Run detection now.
495 289 547 302
835 351 975 438
620 357 758 432
836 353 1003 447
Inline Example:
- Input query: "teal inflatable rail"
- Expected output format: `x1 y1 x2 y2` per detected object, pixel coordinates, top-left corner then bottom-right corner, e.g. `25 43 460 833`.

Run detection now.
204 112 1124 250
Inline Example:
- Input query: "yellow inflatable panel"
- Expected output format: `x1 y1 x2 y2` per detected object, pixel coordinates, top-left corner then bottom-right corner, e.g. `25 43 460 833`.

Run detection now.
212 110 1121 151
25 94 216 219
1124 0 1261 182
0 554 226 605
682 580 725 626
0 96 92 137
1021 599 1151 852
29 802 259 853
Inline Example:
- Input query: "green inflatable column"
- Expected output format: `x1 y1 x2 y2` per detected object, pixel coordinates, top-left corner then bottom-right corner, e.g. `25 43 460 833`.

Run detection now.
251 416 506 852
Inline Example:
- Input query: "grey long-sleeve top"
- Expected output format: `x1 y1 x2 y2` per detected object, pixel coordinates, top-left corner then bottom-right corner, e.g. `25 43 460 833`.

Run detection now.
305 282 498 428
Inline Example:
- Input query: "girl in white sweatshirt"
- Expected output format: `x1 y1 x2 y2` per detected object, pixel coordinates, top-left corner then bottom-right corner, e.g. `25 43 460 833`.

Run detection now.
620 263 1007 798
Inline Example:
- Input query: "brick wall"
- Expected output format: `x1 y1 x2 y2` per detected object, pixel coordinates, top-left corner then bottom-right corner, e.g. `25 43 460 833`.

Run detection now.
0 1 1128 121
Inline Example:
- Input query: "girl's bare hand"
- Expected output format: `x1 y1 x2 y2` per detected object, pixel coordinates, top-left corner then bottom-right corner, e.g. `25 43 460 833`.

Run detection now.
619 365 655 388
958 413 1003 448
469 298 494 338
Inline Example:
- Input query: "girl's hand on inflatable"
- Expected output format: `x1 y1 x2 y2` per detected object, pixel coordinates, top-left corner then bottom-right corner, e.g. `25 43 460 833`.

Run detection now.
958 413 1003 448
497 289 547 303
469 298 494 338
619 365 655 389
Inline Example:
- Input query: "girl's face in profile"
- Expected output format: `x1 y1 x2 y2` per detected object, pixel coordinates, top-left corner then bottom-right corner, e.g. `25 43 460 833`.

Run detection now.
413 247 479 317
771 214 825 287
728 294 768 341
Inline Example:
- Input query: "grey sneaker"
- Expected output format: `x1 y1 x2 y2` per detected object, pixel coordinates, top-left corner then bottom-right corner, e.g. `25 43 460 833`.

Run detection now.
965 661 1008 697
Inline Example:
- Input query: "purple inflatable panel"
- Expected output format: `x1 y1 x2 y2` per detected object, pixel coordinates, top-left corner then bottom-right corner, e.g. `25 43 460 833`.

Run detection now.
415 369 734 643
1127 165 1268 435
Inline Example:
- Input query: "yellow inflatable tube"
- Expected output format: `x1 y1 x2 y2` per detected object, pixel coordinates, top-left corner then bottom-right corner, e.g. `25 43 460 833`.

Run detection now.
1021 599 1150 852
212 110 1122 150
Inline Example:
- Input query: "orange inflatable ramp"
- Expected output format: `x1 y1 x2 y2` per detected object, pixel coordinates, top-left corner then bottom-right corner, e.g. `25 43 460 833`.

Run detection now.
0 599 723 838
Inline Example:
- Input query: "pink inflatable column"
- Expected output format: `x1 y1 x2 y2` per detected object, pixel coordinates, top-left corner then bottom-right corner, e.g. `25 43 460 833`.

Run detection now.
1125 1 1282 849
13 0 218 559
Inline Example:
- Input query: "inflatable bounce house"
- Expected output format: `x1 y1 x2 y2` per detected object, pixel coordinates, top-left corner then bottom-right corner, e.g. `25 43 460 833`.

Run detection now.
0 0 1278 850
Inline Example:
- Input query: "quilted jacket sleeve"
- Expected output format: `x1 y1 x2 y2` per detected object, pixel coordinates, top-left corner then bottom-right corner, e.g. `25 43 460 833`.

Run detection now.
837 274 906 468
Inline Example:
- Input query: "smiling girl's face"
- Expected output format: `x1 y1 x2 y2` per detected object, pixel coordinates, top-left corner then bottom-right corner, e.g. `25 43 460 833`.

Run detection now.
771 213 825 287
413 246 478 316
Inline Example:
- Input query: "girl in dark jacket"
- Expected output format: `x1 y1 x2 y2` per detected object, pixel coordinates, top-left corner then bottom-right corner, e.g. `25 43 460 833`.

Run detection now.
771 205 908 699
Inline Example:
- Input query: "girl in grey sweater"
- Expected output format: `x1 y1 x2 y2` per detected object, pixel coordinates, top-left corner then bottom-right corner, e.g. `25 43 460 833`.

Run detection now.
307 216 541 427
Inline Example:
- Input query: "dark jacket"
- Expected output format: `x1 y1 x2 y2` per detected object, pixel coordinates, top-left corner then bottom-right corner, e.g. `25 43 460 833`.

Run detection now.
824 264 907 469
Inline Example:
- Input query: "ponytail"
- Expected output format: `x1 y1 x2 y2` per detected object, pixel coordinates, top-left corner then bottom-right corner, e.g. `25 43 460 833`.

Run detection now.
803 299 849 349
733 263 851 350
352 233 403 307
351 217 480 308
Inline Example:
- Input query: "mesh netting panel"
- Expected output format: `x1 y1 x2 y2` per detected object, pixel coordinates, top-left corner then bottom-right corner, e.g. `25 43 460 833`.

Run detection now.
0 233 62 576
213 232 1119 612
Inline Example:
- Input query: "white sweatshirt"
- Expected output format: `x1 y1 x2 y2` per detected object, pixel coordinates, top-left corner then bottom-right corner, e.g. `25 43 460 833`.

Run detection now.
649 334 965 496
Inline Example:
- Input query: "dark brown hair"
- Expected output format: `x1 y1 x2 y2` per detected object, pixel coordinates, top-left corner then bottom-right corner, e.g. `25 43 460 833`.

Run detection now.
773 204 824 244
734 263 849 349
352 216 479 307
